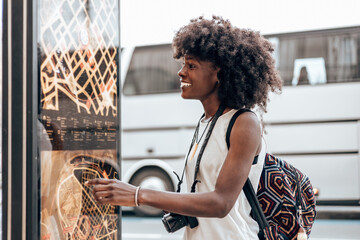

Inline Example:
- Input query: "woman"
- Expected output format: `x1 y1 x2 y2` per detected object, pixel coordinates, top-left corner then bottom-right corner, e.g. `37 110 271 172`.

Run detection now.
87 15 282 239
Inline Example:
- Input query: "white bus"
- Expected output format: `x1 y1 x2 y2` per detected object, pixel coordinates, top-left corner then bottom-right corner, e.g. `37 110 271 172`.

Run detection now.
120 26 360 216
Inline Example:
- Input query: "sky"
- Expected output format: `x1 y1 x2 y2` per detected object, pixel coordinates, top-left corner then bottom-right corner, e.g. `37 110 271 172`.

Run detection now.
120 0 360 46
1 0 360 46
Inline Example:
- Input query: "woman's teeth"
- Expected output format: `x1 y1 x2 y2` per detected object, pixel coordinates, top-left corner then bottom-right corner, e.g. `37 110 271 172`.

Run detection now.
181 82 192 87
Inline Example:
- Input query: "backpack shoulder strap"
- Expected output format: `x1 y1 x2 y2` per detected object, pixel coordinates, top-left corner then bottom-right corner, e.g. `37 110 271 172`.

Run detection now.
226 109 253 148
243 179 270 231
226 109 259 165
225 110 270 236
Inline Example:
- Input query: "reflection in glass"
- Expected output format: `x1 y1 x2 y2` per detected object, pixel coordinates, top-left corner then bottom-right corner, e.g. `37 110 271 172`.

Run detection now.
123 45 181 95
38 0 119 239
292 58 327 86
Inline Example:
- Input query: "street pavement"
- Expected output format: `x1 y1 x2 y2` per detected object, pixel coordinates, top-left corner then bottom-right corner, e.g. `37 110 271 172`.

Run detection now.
122 214 360 240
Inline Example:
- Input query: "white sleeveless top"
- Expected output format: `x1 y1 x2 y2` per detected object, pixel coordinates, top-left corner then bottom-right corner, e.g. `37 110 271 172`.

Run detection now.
183 109 265 240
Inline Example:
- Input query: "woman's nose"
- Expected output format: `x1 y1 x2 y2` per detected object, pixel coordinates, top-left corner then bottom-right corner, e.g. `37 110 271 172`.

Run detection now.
178 66 186 77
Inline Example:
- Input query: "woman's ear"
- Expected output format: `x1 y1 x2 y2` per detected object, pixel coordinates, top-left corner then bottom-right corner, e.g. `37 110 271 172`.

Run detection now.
214 67 221 86
217 68 224 84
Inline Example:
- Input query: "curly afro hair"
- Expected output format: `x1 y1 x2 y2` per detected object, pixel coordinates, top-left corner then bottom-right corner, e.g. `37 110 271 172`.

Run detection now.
172 15 282 114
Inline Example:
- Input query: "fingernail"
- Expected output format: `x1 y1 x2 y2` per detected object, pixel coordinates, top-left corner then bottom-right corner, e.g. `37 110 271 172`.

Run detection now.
84 181 89 185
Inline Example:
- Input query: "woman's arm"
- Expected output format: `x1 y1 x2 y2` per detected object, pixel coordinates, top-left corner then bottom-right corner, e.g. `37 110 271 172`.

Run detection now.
87 112 261 218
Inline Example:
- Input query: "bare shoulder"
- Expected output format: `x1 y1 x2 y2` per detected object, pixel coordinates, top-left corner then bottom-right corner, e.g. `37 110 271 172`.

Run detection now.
230 111 261 145
232 111 261 131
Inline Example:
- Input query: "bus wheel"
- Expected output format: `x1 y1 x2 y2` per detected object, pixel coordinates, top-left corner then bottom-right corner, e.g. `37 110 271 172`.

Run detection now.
130 168 174 217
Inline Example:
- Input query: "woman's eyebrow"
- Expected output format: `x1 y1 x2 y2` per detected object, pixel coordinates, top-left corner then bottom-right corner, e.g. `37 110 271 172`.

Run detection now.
185 55 197 61
186 58 200 65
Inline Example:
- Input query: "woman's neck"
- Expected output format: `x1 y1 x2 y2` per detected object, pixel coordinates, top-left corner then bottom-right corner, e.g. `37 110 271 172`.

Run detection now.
201 100 221 120
201 98 231 119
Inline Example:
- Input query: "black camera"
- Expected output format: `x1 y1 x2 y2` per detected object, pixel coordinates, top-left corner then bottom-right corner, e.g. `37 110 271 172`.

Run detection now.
162 212 199 233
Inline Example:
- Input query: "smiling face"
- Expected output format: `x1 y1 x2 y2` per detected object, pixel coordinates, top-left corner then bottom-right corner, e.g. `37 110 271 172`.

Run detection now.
178 55 220 102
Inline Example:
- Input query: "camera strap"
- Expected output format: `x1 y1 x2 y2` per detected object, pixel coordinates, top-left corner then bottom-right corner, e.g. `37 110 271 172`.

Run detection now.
173 104 226 193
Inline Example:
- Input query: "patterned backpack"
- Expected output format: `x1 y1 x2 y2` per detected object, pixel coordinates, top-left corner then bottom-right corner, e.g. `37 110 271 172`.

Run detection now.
226 109 316 240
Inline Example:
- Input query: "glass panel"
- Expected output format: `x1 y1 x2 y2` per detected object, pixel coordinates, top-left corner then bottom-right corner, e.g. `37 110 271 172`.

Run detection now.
123 44 181 95
38 1 120 239
327 33 359 83
272 31 360 86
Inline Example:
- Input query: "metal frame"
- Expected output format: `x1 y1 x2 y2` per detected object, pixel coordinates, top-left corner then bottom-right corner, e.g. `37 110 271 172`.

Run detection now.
2 0 39 239
117 0 123 237
2 0 9 237
26 0 39 238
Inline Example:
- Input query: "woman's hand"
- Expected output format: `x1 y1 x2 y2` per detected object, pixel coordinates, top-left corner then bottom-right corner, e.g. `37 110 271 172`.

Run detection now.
86 178 137 206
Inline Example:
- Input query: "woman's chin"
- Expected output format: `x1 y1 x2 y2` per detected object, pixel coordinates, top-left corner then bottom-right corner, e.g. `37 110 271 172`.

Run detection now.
181 92 192 99
180 91 187 99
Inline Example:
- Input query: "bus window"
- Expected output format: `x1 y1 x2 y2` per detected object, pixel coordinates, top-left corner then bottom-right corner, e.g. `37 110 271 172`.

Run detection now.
123 44 181 95
292 58 327 85
270 30 360 86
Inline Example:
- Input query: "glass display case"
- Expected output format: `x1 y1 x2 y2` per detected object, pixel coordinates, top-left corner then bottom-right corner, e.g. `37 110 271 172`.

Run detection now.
2 0 120 239
38 0 120 239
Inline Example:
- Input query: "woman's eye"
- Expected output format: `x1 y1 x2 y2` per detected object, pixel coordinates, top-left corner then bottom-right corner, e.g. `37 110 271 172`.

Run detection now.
188 64 195 69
